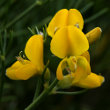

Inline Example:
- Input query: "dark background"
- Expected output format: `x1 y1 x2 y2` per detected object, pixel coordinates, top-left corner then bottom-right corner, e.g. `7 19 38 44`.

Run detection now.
0 0 110 110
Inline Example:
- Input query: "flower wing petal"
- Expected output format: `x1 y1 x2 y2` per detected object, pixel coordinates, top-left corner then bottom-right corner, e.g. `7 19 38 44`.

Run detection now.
68 26 89 56
51 26 89 58
25 35 44 71
56 58 67 80
50 27 69 58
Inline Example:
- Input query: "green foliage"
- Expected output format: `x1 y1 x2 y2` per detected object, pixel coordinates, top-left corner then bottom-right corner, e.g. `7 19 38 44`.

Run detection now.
0 0 110 110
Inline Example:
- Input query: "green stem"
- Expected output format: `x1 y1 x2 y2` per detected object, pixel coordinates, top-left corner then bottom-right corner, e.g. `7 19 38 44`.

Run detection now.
6 31 14 55
5 0 49 30
25 78 58 110
37 16 52 27
0 59 5 102
53 89 88 95
85 8 108 24
33 77 42 101
80 2 94 14
42 60 49 81
5 2 37 29
0 31 6 102
28 27 36 35
0 0 50 32
3 30 7 56
33 61 50 100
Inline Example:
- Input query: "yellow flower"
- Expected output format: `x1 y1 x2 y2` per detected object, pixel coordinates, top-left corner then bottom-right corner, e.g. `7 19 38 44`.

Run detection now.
47 9 102 44
56 55 91 83
50 26 89 58
57 52 104 89
86 27 102 44
47 9 84 37
47 8 103 89
47 9 89 58
6 35 44 80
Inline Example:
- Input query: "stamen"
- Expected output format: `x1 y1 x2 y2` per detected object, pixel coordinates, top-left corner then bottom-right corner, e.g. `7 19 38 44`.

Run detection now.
66 56 77 73
18 51 27 59
19 51 24 57
23 55 26 59
39 31 44 36
74 64 77 72
65 67 71 74
16 56 25 64
54 27 59 34
75 23 79 28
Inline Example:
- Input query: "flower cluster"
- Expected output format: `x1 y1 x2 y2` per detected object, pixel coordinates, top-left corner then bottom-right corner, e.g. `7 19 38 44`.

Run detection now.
6 9 104 89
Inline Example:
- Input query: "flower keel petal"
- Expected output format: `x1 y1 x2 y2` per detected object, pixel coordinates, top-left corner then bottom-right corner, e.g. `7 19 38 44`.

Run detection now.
74 72 104 88
72 56 91 84
6 60 38 80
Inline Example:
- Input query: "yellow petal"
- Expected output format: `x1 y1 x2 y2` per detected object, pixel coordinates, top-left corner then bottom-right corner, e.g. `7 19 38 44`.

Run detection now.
25 35 44 71
72 56 91 84
56 58 68 80
56 56 90 82
81 51 90 63
47 9 68 37
86 27 102 44
68 9 84 30
68 26 89 56
56 56 77 80
47 9 84 37
50 26 89 58
50 27 69 58
56 57 77 80
6 60 38 80
74 72 104 88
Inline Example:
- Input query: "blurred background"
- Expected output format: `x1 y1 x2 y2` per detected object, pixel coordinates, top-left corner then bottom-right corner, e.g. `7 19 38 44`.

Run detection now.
0 0 110 110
